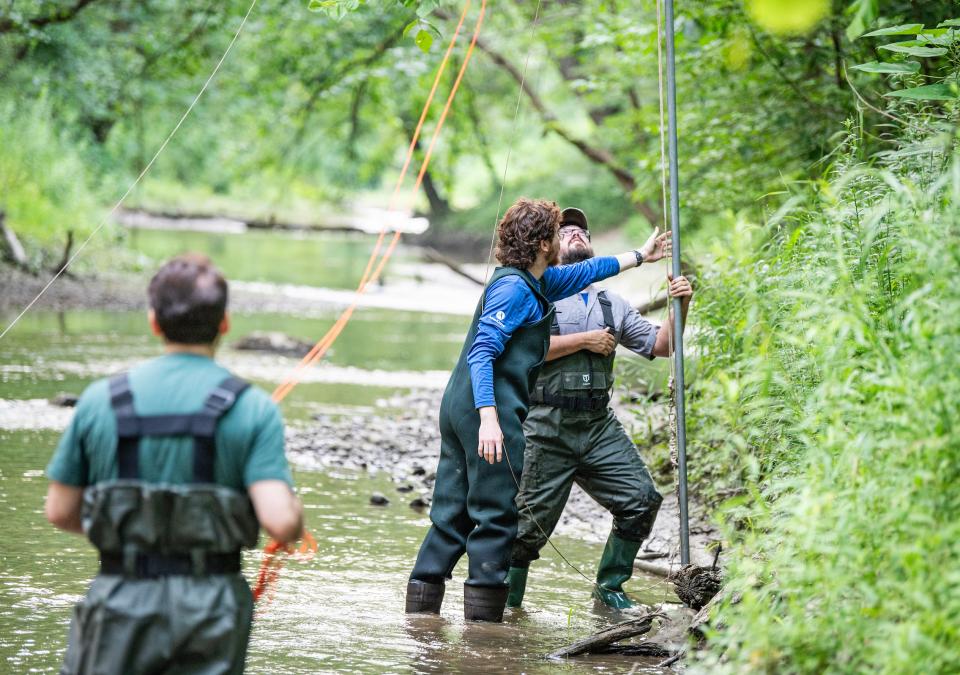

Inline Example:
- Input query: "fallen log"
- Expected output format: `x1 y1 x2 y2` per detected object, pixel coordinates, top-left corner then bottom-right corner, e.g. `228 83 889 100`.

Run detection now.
547 611 667 659
597 641 673 658
421 247 484 286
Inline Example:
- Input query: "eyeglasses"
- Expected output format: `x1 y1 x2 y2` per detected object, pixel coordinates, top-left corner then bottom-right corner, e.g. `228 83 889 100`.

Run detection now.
558 226 590 241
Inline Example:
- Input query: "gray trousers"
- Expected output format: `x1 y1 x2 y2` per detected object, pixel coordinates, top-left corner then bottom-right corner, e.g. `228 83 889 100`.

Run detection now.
510 406 662 566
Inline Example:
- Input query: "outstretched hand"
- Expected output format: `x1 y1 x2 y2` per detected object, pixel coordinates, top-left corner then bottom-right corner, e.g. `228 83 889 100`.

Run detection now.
641 227 672 263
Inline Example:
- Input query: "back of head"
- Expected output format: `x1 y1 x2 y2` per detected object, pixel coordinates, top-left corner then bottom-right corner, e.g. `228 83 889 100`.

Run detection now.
148 254 228 344
494 198 561 269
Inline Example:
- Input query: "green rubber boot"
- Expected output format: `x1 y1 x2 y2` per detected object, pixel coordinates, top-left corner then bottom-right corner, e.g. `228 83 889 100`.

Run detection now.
506 566 529 608
593 534 642 609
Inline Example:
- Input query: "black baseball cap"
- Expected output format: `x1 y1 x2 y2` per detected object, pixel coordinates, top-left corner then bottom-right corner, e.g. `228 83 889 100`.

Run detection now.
560 207 588 232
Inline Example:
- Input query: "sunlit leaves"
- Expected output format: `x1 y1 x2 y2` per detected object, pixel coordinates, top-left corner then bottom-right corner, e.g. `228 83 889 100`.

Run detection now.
743 0 830 35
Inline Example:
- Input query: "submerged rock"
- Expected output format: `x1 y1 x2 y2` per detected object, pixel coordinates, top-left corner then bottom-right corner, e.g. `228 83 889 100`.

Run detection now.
234 331 314 357
50 393 79 407
370 492 390 506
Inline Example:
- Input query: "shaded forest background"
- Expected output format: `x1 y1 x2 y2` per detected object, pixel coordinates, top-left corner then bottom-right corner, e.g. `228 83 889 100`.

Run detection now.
3 1 960 673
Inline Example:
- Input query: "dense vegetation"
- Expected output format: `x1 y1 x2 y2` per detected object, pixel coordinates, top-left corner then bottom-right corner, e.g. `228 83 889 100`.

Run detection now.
3 1 959 671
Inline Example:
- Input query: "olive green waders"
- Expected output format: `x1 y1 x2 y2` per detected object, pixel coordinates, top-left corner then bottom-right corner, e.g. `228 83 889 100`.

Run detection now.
61 375 260 675
408 267 554 622
508 292 662 609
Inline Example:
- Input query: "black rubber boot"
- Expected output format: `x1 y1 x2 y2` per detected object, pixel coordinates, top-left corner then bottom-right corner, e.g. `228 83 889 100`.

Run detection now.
405 580 445 614
463 584 509 622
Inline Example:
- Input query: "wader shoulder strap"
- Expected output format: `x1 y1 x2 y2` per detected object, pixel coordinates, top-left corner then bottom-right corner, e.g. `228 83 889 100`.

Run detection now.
108 374 249 483
550 311 560 336
109 374 140 480
193 376 249 483
597 290 616 332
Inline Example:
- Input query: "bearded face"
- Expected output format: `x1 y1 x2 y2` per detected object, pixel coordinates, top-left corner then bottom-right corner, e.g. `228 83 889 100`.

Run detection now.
559 229 594 265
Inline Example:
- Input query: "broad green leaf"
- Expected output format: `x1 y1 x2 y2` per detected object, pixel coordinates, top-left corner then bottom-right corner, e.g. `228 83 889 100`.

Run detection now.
846 0 878 41
861 23 923 38
938 19 960 27
884 83 959 100
402 19 418 38
879 42 947 57
414 29 433 53
917 32 952 46
850 61 921 74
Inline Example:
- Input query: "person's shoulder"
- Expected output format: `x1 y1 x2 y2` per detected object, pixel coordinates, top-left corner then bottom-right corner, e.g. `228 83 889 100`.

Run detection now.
486 273 532 299
232 382 281 421
597 287 633 312
76 376 113 411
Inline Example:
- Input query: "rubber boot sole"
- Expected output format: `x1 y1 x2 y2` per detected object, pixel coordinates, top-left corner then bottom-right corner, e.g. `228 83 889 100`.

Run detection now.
405 580 445 614
464 583 509 622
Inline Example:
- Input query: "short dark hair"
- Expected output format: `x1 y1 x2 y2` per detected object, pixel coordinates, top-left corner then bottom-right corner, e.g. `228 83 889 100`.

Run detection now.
494 198 561 269
148 254 228 344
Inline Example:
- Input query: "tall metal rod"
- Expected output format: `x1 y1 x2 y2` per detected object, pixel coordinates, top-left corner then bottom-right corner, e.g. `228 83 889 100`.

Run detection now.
664 0 690 565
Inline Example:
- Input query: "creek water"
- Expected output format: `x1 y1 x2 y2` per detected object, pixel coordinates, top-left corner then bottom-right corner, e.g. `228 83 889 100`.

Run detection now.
0 226 675 673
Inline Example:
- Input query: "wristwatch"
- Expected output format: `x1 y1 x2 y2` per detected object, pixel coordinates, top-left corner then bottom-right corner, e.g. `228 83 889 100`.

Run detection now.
633 249 645 266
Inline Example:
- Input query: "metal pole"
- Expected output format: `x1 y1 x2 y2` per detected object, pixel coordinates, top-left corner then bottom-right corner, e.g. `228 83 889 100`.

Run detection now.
663 0 690 566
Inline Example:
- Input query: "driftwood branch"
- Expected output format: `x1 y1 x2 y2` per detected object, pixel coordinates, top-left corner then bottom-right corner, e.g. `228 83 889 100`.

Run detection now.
422 247 484 285
547 611 667 659
1 211 29 268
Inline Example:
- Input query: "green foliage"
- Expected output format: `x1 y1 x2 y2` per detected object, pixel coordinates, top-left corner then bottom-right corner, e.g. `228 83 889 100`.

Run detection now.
685 42 960 675
0 96 102 263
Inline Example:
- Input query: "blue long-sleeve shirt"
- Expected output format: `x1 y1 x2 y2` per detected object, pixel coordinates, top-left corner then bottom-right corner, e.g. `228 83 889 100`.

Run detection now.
466 256 621 408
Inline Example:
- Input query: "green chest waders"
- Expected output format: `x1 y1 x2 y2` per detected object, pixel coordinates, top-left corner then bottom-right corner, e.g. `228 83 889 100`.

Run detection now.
408 267 554 622
507 291 663 610
61 375 260 675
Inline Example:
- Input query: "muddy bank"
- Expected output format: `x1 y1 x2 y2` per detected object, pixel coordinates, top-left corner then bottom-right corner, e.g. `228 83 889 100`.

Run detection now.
286 388 719 571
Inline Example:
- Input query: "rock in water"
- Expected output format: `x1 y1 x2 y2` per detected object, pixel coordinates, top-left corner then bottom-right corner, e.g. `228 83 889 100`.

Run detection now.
50 393 79 407
670 564 723 610
409 496 430 510
370 493 390 506
234 332 314 357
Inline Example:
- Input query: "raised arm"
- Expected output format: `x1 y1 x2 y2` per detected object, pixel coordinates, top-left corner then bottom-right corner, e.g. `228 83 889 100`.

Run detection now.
542 228 673 302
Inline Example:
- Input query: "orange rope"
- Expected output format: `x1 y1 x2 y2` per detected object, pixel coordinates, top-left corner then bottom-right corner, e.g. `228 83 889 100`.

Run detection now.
252 0 487 604
269 0 481 405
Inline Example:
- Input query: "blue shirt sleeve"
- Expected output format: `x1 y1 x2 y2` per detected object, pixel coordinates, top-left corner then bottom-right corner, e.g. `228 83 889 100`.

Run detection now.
541 256 620 302
466 276 541 408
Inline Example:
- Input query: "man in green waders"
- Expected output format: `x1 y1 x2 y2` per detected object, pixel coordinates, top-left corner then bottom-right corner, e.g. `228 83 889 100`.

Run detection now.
505 207 693 610
45 254 304 674
406 197 662 622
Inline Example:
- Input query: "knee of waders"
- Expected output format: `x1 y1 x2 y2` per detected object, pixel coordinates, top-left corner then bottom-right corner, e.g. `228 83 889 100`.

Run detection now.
613 487 663 541
509 541 541 568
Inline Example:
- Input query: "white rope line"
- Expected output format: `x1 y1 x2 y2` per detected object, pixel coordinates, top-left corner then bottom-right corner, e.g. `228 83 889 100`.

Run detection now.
0 0 260 341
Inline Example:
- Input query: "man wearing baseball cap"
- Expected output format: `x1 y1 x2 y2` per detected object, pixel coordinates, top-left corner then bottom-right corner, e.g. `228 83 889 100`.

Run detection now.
506 206 693 610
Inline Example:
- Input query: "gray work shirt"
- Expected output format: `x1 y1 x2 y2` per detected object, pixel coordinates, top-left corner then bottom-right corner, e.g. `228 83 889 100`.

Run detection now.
553 286 658 359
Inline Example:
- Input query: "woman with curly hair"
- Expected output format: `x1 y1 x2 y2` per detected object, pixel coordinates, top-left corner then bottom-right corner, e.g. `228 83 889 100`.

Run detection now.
406 197 669 622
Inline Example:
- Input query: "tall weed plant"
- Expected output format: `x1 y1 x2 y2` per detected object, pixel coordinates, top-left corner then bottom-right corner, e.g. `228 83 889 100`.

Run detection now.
0 96 101 266
686 118 960 672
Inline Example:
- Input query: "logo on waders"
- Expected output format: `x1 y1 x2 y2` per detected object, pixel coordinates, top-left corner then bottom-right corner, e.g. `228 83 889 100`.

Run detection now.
582 374 591 384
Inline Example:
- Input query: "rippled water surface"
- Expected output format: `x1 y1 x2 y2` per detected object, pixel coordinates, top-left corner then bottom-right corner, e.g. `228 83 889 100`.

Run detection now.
0 226 674 673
